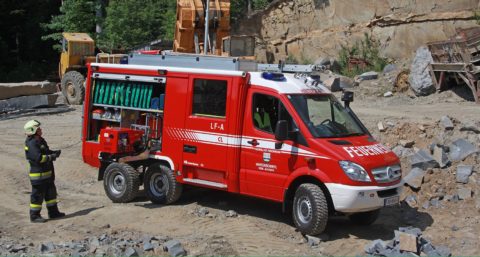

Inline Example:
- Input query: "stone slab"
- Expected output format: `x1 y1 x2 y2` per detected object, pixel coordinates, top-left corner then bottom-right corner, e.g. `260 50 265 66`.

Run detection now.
410 150 439 170
404 168 426 189
0 81 57 100
432 145 450 168
456 165 473 184
398 232 418 253
0 94 58 112
358 71 379 80
457 187 472 200
439 116 454 130
449 139 477 162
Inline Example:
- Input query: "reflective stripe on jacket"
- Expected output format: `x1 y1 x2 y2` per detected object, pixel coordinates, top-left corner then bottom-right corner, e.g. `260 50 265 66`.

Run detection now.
25 136 55 185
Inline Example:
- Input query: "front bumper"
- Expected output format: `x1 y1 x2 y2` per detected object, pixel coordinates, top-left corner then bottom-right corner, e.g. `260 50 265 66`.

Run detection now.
325 182 403 213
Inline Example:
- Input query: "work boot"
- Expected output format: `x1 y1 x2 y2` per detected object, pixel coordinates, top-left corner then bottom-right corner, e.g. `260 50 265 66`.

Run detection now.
30 214 47 223
48 206 65 219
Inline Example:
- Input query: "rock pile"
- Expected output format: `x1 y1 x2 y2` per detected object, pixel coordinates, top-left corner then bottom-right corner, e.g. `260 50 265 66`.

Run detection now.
364 227 451 256
0 231 187 257
380 116 479 212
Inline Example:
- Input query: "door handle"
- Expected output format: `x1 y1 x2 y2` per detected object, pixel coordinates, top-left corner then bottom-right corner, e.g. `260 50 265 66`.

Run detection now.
247 139 259 146
183 145 197 153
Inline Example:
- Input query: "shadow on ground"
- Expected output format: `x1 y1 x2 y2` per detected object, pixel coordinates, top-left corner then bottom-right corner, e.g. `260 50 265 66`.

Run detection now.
133 186 434 241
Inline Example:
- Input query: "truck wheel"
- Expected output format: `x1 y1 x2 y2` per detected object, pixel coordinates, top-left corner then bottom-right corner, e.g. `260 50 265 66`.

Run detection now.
61 70 85 105
348 209 380 225
292 183 328 235
103 163 140 203
144 165 182 204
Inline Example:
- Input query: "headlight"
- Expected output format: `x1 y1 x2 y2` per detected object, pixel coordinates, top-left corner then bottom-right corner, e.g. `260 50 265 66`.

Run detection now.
339 161 371 182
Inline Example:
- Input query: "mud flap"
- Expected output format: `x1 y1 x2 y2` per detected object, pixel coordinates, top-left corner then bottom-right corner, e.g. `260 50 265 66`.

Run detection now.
98 161 108 181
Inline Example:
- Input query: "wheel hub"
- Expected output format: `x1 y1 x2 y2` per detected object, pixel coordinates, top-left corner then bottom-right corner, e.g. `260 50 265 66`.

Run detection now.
109 172 125 195
297 196 313 224
67 82 76 97
150 173 169 197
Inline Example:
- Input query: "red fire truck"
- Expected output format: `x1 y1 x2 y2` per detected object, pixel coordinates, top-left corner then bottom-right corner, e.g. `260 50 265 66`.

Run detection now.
81 53 402 235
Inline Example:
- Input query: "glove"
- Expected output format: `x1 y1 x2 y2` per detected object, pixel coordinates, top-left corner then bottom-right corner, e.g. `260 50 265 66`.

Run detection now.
48 154 57 162
54 150 61 158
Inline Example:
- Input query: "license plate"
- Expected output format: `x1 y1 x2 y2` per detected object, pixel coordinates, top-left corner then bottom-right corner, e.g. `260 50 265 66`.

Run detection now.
384 195 400 206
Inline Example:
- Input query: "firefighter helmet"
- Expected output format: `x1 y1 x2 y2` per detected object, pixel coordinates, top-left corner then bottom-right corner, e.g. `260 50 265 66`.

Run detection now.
24 120 41 136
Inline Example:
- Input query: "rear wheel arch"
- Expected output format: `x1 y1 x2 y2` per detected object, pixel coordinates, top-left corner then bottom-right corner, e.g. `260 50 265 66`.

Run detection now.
146 160 173 173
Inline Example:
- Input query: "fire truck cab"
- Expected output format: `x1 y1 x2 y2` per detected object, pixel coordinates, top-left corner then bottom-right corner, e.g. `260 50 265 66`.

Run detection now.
82 54 402 235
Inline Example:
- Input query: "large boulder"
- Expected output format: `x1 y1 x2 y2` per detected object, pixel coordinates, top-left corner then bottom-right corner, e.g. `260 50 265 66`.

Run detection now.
409 47 436 96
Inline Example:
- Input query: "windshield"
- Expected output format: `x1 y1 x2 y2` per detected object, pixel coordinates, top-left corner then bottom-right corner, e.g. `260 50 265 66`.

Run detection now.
288 94 365 138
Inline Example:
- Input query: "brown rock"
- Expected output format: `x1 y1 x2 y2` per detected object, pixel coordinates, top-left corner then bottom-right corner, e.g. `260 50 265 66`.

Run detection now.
378 122 386 132
400 140 415 148
398 232 418 253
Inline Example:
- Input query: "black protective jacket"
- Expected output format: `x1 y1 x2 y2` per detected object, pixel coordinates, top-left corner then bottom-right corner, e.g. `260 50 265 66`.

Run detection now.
25 136 55 185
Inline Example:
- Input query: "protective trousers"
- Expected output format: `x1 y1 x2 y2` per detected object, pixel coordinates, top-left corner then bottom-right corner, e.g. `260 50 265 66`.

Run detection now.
30 182 59 218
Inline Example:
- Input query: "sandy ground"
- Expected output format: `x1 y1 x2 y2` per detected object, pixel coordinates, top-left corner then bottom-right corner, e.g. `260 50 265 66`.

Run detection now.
0 88 479 256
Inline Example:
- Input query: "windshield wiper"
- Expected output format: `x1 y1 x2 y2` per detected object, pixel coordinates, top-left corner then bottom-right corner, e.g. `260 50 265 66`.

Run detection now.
336 132 365 137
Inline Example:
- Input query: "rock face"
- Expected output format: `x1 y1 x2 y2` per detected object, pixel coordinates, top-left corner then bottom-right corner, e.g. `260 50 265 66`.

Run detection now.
234 0 479 63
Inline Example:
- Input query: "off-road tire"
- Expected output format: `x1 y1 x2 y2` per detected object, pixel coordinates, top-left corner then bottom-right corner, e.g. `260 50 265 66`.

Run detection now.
103 163 140 203
144 164 182 204
348 209 380 225
292 183 329 235
61 70 85 105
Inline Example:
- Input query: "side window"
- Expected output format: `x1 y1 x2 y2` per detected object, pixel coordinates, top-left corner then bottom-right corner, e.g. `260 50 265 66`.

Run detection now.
252 93 297 135
62 38 68 52
192 79 227 118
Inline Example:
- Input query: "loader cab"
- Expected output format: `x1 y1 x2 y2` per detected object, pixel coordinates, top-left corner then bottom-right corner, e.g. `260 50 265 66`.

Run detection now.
59 33 95 78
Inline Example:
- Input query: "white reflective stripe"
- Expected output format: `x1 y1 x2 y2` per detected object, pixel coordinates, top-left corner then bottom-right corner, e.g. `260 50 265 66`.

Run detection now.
165 128 328 159
239 138 326 158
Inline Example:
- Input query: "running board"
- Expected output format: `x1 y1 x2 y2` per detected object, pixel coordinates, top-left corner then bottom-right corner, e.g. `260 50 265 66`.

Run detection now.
182 178 227 189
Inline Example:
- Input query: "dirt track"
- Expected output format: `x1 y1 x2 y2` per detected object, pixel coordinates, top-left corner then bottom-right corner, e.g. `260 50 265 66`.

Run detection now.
0 90 479 256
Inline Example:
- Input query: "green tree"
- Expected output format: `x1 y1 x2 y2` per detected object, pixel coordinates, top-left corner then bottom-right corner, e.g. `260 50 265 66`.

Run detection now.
0 0 59 82
42 0 97 50
98 0 175 52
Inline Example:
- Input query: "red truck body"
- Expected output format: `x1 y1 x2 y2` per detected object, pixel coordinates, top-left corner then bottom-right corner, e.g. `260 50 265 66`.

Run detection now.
81 59 402 235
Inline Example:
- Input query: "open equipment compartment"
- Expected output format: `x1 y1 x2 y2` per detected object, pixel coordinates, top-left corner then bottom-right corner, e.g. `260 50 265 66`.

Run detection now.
86 73 166 152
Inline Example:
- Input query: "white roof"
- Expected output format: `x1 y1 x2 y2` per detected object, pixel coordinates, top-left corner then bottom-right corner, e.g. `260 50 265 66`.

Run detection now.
93 63 331 95
92 63 247 77
249 72 331 94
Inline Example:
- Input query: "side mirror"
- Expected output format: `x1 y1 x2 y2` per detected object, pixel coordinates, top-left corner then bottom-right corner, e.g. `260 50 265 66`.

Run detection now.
341 91 354 107
275 120 288 149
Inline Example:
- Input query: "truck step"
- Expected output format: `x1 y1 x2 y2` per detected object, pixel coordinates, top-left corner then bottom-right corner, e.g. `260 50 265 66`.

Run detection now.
182 178 227 189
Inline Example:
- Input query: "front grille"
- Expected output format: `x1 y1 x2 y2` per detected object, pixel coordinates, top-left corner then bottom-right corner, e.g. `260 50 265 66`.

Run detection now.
371 164 402 183
377 188 398 198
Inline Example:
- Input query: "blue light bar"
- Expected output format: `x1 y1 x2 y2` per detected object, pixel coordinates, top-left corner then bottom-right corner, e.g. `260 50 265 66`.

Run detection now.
262 72 286 82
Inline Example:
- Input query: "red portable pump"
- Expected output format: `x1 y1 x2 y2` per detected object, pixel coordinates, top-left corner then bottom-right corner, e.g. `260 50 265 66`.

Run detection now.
99 127 144 154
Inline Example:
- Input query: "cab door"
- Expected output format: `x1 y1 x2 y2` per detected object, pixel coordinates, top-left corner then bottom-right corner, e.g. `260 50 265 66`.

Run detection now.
181 76 232 188
240 90 308 201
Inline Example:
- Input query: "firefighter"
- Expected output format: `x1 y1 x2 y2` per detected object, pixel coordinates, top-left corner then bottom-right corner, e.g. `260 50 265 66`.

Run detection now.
254 106 272 132
24 120 65 223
